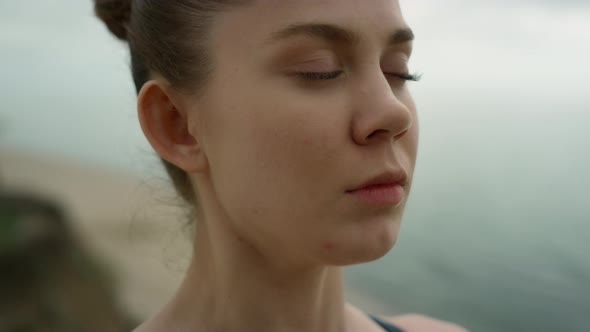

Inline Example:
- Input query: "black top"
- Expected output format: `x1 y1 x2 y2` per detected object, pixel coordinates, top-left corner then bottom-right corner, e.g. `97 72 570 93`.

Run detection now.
370 315 405 332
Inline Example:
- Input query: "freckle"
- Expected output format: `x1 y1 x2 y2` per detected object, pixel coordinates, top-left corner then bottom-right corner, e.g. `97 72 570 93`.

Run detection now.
323 242 335 250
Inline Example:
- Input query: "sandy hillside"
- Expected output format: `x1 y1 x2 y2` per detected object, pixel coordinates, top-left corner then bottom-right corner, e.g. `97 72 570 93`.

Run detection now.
1 147 193 319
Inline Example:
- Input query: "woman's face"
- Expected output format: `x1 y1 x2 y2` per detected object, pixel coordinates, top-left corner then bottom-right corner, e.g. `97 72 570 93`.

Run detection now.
190 0 418 266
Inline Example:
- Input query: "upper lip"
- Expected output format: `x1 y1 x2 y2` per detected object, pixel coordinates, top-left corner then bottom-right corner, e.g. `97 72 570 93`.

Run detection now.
346 169 408 192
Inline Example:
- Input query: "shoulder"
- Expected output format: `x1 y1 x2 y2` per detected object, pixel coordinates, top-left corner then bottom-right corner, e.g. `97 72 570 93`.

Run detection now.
384 314 469 332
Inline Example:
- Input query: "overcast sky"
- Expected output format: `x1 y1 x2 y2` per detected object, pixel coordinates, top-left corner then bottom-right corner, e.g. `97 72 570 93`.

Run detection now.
1 0 589 172
402 1 590 106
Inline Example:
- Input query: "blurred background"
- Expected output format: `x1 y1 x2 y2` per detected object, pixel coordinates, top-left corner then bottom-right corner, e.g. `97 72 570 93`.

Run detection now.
1 1 589 331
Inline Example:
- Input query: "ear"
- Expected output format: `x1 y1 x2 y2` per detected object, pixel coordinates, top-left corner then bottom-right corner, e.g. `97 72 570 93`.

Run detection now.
137 80 207 173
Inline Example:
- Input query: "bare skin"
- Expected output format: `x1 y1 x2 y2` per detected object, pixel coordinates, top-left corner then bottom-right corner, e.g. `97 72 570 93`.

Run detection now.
134 0 466 331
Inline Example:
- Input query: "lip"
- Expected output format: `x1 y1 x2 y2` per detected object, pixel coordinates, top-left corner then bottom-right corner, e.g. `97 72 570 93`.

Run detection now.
346 169 408 192
346 170 408 206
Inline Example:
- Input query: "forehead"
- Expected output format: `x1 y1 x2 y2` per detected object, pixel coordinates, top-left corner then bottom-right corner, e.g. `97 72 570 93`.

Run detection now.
213 0 408 47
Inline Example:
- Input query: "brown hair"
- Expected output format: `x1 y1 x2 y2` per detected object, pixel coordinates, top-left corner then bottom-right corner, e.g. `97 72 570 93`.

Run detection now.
94 0 246 204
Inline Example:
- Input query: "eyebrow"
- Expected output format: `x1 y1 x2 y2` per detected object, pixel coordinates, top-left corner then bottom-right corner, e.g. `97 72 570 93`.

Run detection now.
267 22 415 47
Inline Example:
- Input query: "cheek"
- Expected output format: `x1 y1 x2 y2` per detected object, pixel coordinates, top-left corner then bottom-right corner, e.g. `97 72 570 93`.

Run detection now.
205 96 349 254
405 121 419 172
241 108 340 194
204 87 347 220
398 92 419 176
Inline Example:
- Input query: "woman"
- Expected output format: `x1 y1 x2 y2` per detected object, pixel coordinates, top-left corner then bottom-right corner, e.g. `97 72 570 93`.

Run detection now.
95 0 467 331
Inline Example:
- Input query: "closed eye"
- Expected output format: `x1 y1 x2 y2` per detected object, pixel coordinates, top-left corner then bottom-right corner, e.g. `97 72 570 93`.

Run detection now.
385 72 422 81
295 71 421 81
295 71 343 80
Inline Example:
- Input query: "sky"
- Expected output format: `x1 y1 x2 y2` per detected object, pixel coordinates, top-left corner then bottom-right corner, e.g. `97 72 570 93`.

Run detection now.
1 0 589 173
401 1 590 105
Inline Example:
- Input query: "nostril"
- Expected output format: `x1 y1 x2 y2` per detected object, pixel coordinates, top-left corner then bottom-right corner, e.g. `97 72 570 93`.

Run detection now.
394 129 409 140
366 128 408 141
367 129 389 140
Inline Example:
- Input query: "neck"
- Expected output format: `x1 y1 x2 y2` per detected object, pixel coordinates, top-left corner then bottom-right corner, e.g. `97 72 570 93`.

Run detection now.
162 211 348 332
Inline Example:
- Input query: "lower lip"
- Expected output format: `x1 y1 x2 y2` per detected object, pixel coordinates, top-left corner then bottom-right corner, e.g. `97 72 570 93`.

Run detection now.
347 184 405 206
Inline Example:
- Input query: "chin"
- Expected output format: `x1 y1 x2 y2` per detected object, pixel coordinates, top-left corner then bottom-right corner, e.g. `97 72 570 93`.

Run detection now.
320 223 400 266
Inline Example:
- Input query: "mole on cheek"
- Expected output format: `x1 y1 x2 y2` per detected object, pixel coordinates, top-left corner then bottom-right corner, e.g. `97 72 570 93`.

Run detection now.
323 242 335 250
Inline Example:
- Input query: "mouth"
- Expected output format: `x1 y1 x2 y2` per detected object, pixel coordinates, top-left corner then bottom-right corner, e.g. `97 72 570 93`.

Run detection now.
346 170 408 206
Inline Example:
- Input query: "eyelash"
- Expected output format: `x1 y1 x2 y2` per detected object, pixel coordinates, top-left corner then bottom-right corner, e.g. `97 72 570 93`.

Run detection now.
296 71 422 82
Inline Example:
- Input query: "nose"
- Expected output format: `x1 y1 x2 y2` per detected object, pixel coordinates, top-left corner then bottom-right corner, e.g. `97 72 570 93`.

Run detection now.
350 72 413 146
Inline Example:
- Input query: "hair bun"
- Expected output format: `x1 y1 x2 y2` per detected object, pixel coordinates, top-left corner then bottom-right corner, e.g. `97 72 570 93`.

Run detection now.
94 0 132 41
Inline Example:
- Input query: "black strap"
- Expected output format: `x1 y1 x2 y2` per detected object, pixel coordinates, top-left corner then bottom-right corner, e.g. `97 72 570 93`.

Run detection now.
370 315 405 332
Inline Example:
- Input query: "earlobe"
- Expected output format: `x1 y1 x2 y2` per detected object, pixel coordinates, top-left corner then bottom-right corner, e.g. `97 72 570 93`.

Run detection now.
137 80 207 173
